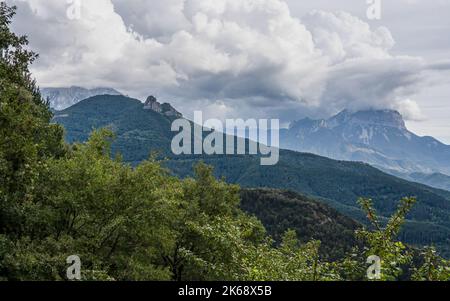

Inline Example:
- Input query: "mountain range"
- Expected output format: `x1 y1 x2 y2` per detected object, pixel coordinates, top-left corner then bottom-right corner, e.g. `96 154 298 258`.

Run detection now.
52 94 450 257
407 172 450 191
42 86 122 110
50 88 450 191
280 109 450 190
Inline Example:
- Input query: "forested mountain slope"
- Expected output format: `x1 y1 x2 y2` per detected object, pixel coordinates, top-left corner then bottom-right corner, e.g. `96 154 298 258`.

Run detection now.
240 189 361 260
53 95 450 256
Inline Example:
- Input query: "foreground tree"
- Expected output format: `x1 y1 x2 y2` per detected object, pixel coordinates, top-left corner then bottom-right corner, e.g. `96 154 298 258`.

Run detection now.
412 247 450 281
0 3 65 279
355 197 416 280
0 3 65 238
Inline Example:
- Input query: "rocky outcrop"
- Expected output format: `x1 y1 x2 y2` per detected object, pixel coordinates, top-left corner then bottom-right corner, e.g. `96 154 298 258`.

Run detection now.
144 95 182 118
144 96 162 113
281 109 450 176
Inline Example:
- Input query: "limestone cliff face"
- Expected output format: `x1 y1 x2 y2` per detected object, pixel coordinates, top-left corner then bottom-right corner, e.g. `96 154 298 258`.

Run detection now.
281 109 450 176
144 96 162 113
144 95 182 118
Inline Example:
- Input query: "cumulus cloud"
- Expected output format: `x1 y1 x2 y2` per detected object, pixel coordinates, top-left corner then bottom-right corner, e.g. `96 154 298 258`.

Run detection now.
9 0 446 121
393 98 425 121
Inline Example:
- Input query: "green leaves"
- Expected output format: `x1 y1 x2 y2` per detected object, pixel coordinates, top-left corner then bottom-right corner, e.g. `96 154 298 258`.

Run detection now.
412 247 450 281
0 6 66 264
356 197 417 280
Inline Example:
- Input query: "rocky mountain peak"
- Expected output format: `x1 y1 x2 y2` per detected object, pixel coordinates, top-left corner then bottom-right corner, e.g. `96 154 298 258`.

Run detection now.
42 86 122 110
145 95 158 104
143 95 182 118
144 95 161 112
289 109 406 131
281 107 450 177
346 109 406 130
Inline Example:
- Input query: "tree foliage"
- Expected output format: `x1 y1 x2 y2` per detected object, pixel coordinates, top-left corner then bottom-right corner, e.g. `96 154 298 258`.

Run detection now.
0 2 65 245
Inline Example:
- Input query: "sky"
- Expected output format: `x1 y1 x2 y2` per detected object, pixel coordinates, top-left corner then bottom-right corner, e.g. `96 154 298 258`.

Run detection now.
8 0 450 143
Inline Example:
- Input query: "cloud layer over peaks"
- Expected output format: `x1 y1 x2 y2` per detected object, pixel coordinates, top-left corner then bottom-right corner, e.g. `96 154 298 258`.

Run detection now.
10 0 436 121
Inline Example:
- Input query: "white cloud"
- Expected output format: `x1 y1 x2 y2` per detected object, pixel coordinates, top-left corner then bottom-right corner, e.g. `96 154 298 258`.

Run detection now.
9 0 446 122
393 98 425 121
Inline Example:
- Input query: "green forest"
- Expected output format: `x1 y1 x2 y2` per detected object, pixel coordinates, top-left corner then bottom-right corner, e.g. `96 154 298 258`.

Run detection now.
0 3 449 281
